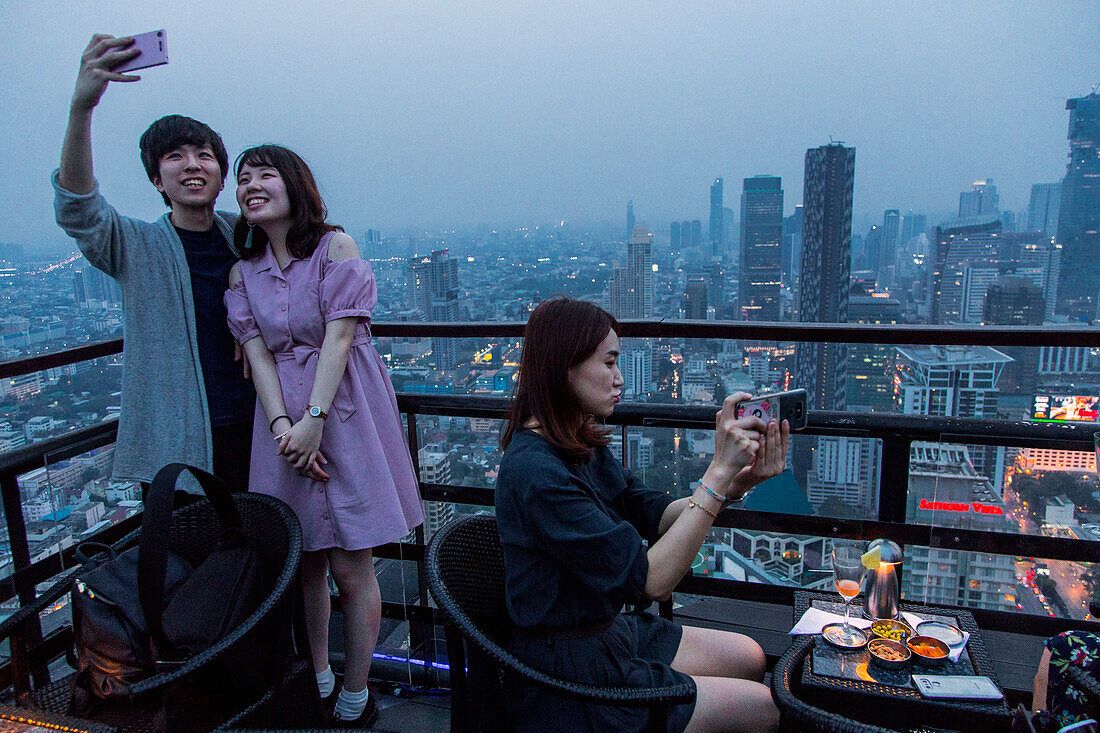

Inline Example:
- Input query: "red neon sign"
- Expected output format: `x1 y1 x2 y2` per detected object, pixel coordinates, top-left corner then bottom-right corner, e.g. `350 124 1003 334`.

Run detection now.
919 499 1003 515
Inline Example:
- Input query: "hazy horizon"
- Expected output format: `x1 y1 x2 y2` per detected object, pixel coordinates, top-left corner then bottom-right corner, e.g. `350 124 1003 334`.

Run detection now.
3 1 1098 248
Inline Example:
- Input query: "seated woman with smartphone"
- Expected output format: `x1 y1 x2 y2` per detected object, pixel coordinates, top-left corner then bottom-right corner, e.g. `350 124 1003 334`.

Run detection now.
495 297 788 733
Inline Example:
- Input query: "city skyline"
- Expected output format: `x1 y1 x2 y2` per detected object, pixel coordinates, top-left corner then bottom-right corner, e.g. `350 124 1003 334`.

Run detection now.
3 2 1098 246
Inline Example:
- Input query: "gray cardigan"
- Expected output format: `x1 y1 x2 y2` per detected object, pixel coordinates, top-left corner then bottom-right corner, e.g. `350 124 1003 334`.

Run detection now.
53 170 241 484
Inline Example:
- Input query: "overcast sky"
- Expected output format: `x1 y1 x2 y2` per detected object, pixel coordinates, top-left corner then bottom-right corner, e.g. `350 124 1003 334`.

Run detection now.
3 1 1098 247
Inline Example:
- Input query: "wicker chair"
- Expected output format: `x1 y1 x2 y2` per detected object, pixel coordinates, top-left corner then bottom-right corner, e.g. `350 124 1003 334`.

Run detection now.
0 491 324 733
424 514 696 733
771 636 899 733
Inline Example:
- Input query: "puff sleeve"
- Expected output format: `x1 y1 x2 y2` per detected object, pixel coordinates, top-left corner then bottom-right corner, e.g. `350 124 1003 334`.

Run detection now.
223 279 262 344
320 256 377 323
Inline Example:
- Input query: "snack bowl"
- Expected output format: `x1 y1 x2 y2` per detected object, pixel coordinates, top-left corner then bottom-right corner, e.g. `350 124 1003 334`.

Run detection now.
867 638 911 669
907 635 950 665
870 618 913 643
914 620 965 649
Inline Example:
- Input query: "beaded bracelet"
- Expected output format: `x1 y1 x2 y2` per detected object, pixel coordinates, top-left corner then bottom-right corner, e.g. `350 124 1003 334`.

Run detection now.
688 498 719 519
698 479 730 507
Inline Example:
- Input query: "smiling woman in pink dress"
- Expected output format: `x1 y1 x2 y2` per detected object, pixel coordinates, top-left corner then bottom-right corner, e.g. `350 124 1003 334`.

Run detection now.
224 144 424 727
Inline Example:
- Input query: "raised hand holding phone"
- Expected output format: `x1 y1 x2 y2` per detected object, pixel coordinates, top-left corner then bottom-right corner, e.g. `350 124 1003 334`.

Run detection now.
71 34 142 111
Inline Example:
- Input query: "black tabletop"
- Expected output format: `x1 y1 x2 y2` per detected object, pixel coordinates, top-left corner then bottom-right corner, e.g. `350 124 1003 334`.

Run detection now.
792 591 1013 731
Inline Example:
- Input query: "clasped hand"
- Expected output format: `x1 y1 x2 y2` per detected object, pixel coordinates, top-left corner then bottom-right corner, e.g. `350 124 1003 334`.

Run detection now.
712 392 790 499
277 418 329 481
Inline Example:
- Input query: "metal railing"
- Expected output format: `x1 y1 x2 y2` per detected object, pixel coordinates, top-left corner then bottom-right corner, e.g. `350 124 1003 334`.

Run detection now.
1 320 1099 691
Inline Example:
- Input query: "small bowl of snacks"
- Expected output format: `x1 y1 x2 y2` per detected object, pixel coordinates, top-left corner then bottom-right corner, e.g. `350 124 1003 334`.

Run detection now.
907 635 950 666
867 638 911 668
870 618 913 643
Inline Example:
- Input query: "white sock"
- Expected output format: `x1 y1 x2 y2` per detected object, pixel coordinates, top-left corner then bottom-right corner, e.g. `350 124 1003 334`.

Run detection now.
315 665 335 698
333 684 370 720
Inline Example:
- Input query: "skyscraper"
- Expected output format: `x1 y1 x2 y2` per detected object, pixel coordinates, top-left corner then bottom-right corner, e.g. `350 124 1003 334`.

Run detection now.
739 176 783 321
846 284 902 413
1055 93 1100 321
781 205 803 290
930 218 1002 324
1027 183 1061 236
796 143 855 412
682 277 708 320
709 178 724 256
958 180 999 218
407 249 461 369
626 200 635 241
881 209 901 279
608 226 654 318
670 221 681 250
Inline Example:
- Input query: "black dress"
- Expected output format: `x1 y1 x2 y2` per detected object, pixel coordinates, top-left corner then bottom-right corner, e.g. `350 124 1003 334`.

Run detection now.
495 430 697 732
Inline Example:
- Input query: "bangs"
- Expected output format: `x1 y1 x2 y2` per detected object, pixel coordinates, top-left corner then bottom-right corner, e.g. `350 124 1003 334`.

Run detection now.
235 145 290 177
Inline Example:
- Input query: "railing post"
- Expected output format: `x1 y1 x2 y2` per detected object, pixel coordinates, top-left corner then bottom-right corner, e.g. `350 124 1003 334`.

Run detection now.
404 412 432 678
1 472 46 691
878 433 911 525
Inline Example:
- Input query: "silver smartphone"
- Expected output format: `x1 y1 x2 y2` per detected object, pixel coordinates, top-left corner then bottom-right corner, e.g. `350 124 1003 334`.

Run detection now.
912 674 1003 701
734 389 808 431
113 29 168 73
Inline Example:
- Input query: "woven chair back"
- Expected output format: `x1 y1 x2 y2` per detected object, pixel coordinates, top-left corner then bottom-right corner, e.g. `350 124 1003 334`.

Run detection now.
434 514 514 646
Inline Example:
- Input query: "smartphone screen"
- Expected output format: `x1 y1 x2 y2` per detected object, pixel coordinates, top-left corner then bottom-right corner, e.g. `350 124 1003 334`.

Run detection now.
113 29 169 73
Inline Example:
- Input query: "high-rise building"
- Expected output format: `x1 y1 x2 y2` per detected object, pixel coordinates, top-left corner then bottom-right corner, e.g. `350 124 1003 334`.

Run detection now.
407 250 461 369
73 268 120 306
782 205 803 290
682 277 708 320
626 200 635 241
846 284 901 413
619 343 653 399
895 345 1011 480
930 218 1002 324
881 209 901 280
958 180 1000 218
796 143 855 412
709 178 724 256
670 221 681 250
739 176 783 321
1027 183 1062 236
806 436 881 515
902 443 1015 611
983 277 1045 394
983 277 1045 327
691 219 702 249
608 226 654 319
418 448 454 541
901 213 927 244
1055 93 1100 321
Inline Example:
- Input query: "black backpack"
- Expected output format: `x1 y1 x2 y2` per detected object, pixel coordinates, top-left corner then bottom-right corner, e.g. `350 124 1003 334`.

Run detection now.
69 464 264 712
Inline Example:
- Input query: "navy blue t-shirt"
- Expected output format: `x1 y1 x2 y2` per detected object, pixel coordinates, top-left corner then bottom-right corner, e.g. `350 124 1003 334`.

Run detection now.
175 224 255 427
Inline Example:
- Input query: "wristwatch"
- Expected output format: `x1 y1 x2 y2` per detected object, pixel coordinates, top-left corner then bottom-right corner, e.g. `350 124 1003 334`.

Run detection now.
306 405 329 420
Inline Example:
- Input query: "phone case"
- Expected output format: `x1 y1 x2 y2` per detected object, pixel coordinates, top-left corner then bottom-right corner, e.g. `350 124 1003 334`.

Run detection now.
736 397 778 422
911 674 1003 701
114 30 168 73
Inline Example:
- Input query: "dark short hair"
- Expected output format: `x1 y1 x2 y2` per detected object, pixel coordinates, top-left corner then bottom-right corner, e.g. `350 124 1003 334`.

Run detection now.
501 297 619 462
233 145 343 260
139 115 229 207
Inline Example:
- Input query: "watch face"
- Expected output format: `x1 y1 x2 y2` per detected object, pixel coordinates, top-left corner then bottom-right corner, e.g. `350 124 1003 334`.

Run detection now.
309 406 321 417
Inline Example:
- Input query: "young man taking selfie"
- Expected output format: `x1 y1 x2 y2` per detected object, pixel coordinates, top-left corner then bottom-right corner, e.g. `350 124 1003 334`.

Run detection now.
53 34 254 492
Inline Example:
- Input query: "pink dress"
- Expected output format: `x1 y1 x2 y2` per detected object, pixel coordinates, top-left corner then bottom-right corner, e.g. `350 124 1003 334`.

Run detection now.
224 233 424 551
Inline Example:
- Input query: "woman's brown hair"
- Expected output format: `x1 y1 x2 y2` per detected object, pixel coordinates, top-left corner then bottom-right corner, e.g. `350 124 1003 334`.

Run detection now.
501 297 620 462
233 144 343 260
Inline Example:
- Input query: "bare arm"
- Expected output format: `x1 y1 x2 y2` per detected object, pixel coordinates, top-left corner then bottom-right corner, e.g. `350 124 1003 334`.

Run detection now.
59 35 139 195
643 394 789 600
279 234 362 471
